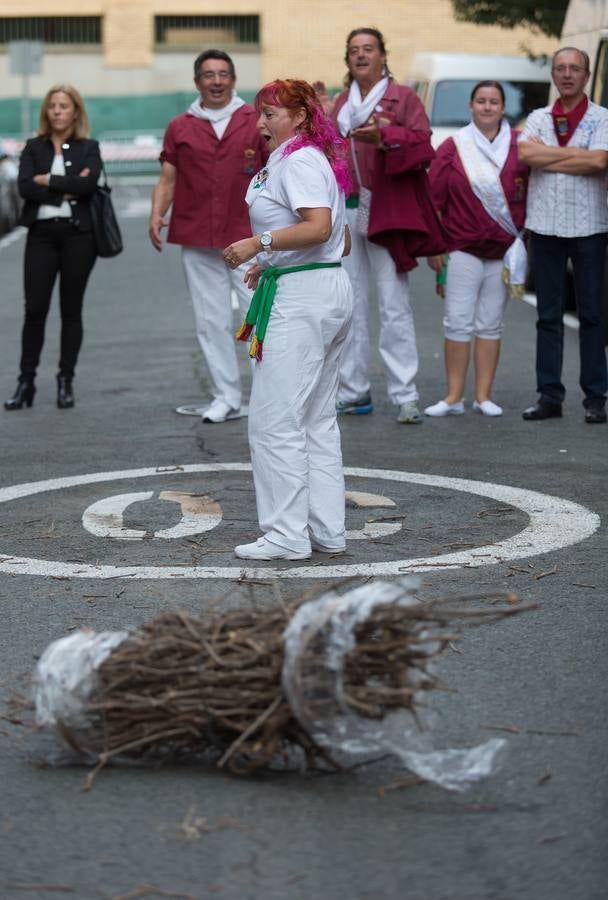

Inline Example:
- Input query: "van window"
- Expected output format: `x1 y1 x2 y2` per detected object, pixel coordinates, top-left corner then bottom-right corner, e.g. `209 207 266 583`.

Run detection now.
431 79 550 128
592 40 608 108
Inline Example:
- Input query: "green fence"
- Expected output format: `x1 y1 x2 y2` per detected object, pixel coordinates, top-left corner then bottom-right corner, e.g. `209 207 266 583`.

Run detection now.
0 89 258 137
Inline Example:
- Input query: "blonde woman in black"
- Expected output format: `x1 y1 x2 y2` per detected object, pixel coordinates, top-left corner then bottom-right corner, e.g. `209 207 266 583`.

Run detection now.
5 84 101 410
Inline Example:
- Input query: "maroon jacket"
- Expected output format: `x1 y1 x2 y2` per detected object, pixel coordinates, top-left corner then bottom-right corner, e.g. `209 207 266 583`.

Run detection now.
428 130 529 259
333 81 446 272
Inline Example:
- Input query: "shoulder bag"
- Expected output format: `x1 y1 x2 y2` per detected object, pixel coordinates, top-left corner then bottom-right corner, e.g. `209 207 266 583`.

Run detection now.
90 162 123 258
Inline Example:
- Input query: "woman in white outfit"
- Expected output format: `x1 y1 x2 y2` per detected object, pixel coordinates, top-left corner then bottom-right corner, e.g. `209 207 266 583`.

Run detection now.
425 81 529 418
223 79 353 561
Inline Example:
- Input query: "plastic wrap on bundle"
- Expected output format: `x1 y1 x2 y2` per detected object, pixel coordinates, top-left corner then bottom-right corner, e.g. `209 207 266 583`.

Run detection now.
33 629 129 744
282 578 505 791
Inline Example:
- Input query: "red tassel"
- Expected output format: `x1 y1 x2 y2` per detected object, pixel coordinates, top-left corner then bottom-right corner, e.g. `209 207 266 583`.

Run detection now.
235 322 254 342
249 335 263 361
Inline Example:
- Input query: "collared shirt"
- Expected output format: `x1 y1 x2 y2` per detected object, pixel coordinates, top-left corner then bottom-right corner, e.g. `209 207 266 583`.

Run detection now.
519 100 608 237
160 105 268 249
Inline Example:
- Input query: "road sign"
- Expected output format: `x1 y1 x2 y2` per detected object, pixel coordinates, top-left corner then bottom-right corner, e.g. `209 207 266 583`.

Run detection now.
8 41 43 76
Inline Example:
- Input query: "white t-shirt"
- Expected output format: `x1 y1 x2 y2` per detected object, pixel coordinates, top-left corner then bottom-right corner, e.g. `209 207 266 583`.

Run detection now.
246 140 346 268
519 100 608 237
37 154 73 220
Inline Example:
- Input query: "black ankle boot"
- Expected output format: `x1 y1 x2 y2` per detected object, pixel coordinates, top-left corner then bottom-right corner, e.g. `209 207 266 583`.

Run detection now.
4 378 35 411
57 376 74 409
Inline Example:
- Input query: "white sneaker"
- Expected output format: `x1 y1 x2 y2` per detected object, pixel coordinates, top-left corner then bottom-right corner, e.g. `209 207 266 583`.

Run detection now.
234 537 311 560
201 399 241 423
310 537 346 554
424 400 465 417
473 400 503 417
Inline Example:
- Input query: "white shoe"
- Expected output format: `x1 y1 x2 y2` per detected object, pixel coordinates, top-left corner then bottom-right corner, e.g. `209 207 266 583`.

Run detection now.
201 399 241 423
424 400 465 417
234 537 311 560
310 537 346 554
473 400 503 417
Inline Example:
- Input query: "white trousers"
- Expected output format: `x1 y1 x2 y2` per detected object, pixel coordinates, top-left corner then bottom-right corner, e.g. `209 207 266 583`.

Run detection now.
443 250 509 342
181 246 252 409
339 207 419 405
248 267 353 553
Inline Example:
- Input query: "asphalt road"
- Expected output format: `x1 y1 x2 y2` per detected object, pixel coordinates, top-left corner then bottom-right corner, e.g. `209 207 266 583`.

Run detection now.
0 183 607 900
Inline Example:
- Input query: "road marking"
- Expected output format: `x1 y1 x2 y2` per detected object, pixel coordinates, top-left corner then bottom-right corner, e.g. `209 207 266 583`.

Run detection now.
0 464 599 579
0 226 26 251
81 490 223 540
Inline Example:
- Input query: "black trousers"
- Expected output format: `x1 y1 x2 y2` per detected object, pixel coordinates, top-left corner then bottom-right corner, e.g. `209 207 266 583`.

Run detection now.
20 219 97 379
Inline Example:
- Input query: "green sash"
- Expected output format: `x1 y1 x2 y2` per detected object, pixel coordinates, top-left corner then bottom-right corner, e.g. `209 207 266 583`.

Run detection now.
235 262 341 360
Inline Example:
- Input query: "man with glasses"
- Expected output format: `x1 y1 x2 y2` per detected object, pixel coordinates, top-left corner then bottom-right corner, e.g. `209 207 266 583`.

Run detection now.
519 47 608 424
149 50 267 422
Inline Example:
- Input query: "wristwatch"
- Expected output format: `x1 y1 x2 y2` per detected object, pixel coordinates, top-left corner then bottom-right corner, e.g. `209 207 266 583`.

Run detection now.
260 231 273 252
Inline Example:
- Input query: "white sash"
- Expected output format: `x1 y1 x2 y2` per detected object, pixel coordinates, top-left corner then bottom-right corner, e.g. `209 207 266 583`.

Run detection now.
336 77 389 137
454 121 526 297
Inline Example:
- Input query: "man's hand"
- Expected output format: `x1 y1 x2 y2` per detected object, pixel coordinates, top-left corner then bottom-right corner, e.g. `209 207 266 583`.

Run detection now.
350 121 384 147
223 237 259 269
149 214 169 252
33 173 50 186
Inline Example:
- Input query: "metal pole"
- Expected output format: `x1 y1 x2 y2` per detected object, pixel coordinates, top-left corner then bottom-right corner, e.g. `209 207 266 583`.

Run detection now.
21 71 30 136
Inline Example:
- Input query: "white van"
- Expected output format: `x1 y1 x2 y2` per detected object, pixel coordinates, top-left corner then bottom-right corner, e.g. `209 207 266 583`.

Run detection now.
405 52 551 147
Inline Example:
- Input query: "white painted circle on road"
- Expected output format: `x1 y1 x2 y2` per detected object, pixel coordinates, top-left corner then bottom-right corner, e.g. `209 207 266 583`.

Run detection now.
0 463 599 579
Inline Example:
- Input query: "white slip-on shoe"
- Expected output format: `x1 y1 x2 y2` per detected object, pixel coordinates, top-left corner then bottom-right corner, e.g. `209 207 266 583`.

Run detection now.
424 400 465 417
234 537 311 561
473 400 503 417
201 399 241 423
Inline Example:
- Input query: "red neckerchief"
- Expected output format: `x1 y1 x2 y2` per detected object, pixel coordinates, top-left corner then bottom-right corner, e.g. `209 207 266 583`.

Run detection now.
551 95 588 146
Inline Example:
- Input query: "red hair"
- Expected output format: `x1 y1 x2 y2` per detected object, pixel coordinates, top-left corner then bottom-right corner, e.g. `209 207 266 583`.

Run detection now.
255 79 352 194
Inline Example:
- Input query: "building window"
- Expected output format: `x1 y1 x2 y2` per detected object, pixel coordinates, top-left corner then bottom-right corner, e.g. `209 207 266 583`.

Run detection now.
0 16 102 45
155 15 259 48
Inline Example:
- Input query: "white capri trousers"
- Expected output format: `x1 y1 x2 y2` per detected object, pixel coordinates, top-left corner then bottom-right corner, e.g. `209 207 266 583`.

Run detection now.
181 246 253 410
339 207 419 405
248 267 353 553
443 250 509 342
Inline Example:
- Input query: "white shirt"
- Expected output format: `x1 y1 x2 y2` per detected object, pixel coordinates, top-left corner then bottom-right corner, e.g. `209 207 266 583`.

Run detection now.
519 100 608 237
37 155 72 220
246 141 346 268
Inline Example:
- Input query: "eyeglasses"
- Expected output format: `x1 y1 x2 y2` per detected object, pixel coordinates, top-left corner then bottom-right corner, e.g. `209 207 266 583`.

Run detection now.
199 70 233 81
552 65 586 75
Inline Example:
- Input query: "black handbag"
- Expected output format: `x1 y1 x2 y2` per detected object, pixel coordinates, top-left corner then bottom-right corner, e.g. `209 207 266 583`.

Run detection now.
90 163 123 258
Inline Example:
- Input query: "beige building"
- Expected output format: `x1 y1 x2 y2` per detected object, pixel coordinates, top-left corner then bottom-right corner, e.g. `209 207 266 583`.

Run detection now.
1 0 558 98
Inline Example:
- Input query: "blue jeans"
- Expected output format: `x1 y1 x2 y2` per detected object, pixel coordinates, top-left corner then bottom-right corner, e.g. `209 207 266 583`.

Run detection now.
530 231 608 409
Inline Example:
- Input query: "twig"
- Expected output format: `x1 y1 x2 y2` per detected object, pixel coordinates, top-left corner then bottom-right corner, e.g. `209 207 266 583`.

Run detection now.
217 695 283 768
534 565 559 580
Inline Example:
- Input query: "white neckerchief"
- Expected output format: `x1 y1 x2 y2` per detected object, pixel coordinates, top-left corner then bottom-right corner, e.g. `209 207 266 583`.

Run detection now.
336 76 389 137
187 93 245 139
454 120 527 295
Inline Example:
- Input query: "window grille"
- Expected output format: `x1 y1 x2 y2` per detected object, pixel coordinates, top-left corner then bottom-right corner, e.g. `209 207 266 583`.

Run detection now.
0 16 101 45
155 15 259 48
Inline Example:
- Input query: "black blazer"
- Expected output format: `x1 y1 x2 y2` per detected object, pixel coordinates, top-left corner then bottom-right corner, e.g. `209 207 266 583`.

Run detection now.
18 136 102 231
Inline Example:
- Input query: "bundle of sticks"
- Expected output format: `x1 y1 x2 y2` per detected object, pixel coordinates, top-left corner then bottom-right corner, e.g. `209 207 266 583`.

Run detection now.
25 580 530 788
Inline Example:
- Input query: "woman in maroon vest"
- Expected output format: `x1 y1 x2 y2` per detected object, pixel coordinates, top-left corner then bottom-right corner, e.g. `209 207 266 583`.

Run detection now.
425 80 529 418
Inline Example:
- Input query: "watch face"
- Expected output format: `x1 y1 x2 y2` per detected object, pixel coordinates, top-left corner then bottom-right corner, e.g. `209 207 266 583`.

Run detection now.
261 232 272 248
